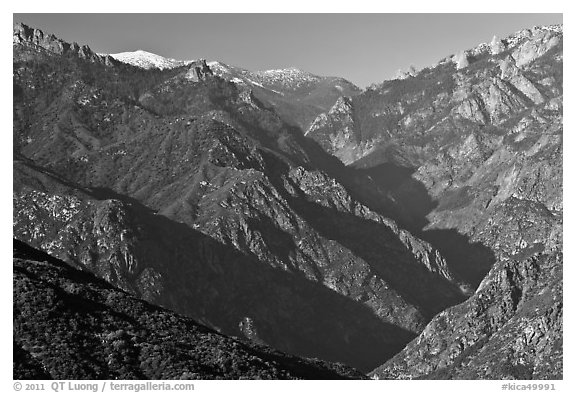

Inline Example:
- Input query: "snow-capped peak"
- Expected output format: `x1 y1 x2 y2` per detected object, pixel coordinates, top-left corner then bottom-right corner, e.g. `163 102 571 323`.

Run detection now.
261 67 302 74
109 50 192 70
207 61 232 75
252 68 320 89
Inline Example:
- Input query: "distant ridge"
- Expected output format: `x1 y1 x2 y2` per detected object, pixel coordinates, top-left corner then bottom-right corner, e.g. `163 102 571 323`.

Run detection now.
109 49 193 70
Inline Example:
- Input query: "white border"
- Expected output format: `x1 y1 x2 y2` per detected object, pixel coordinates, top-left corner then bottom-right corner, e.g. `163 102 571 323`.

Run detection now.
2 2 571 390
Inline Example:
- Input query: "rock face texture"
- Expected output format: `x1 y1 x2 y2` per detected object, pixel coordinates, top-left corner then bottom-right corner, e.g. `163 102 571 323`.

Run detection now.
372 252 562 379
305 25 563 379
12 21 562 379
307 25 561 164
13 239 365 380
13 23 467 373
185 60 213 82
13 23 114 65
305 96 364 164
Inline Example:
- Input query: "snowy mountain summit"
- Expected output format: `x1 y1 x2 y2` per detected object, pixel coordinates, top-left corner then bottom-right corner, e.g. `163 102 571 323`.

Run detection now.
252 67 321 89
107 49 351 95
109 50 192 70
206 61 316 92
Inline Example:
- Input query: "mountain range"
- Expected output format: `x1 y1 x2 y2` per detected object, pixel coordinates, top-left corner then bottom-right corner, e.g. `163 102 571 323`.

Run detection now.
12 21 562 380
107 50 361 131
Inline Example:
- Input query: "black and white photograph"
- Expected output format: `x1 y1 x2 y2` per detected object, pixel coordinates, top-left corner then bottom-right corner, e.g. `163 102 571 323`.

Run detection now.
8 4 567 388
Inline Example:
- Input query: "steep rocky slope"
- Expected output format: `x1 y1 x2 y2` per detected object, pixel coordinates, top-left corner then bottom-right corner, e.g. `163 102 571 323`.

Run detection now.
372 252 562 379
13 239 364 380
307 25 562 165
13 22 115 66
304 25 563 379
13 22 466 372
308 25 562 285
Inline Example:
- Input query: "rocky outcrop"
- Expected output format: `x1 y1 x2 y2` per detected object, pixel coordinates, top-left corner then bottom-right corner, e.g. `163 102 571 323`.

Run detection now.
452 51 469 70
307 25 562 166
13 22 69 53
306 96 388 165
371 252 562 380
511 27 562 67
185 59 213 82
13 22 111 65
499 56 545 104
490 35 505 55
306 96 364 163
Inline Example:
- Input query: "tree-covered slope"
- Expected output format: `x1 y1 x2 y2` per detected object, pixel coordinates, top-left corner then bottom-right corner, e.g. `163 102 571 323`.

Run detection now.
13 239 365 380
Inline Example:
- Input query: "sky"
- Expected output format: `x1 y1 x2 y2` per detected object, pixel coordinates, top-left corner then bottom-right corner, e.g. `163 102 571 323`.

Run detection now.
12 13 563 88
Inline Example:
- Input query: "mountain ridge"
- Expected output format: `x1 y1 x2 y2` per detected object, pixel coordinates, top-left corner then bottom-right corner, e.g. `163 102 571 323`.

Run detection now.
13 22 471 372
109 49 194 70
302 22 563 380
12 20 562 380
392 24 563 83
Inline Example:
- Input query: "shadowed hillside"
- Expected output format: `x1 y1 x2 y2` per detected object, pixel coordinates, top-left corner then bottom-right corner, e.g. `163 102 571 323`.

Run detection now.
13 239 366 380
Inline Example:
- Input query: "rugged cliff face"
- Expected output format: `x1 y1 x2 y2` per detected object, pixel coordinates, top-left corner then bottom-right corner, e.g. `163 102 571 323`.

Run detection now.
13 240 365 380
308 25 562 281
13 22 467 372
372 252 562 380
304 25 563 379
13 23 115 65
307 25 562 165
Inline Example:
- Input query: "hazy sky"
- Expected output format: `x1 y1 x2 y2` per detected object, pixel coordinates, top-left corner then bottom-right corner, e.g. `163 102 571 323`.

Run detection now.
14 13 562 87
